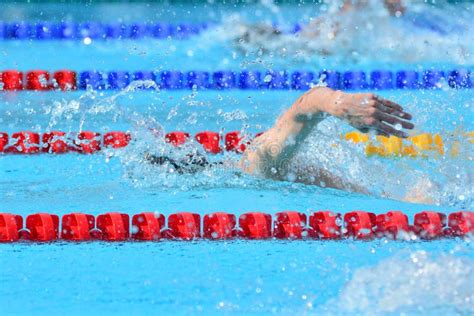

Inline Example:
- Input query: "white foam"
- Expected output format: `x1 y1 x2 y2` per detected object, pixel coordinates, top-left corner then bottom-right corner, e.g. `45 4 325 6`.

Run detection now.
325 251 474 314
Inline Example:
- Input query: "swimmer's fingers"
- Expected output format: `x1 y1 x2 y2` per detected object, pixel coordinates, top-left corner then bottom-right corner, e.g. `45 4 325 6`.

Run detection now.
375 97 412 120
373 95 403 111
374 121 408 138
374 111 415 130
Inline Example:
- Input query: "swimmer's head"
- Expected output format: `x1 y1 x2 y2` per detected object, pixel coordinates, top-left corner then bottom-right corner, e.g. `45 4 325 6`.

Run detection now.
144 152 210 174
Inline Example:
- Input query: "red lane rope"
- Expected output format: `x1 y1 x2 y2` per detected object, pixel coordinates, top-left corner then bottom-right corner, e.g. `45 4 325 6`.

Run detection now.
0 130 246 154
0 211 472 242
1 130 472 157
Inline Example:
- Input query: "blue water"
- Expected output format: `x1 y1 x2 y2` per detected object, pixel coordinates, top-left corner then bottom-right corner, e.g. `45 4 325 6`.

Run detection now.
1 2 474 315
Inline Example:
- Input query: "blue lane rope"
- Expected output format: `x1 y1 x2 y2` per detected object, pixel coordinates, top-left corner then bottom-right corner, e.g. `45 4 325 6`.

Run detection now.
82 69 473 90
0 22 211 40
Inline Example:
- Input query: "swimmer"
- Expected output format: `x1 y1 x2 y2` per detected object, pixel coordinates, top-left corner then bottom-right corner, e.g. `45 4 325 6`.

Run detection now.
145 86 432 203
235 0 405 52
299 0 405 39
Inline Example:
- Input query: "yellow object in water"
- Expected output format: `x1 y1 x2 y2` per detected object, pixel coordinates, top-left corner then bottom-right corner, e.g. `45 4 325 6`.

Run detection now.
409 133 433 151
365 142 384 156
402 144 418 157
465 131 474 144
344 131 472 158
376 135 403 156
345 131 369 144
433 134 445 155
407 133 444 156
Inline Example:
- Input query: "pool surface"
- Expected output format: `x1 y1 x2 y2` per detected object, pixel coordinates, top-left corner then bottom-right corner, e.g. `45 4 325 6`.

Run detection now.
1 1 473 315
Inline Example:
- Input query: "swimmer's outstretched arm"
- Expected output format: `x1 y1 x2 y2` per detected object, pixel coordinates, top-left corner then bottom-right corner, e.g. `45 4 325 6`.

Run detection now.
239 87 414 187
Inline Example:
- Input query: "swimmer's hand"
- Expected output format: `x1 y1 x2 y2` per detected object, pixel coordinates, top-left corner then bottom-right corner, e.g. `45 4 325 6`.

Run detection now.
328 92 414 138
291 88 414 137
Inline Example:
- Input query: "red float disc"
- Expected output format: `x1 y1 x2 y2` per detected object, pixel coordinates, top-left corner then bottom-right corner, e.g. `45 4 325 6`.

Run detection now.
239 212 272 239
195 131 221 154
203 212 236 239
26 70 51 91
53 70 77 91
0 70 23 91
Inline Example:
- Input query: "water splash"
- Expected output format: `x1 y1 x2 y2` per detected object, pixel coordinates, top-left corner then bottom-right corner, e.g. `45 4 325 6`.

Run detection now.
323 250 474 314
46 80 162 134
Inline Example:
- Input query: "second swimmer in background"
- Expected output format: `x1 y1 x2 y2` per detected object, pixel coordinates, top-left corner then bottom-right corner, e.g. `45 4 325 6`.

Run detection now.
234 0 405 55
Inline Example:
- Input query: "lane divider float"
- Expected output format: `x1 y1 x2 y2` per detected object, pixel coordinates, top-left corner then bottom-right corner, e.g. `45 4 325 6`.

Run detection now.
344 131 473 158
0 22 210 40
0 69 471 91
0 131 130 154
0 211 472 242
0 130 471 157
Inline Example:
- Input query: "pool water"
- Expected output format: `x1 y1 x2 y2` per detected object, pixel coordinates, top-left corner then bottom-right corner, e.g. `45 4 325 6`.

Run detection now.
1 2 473 315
